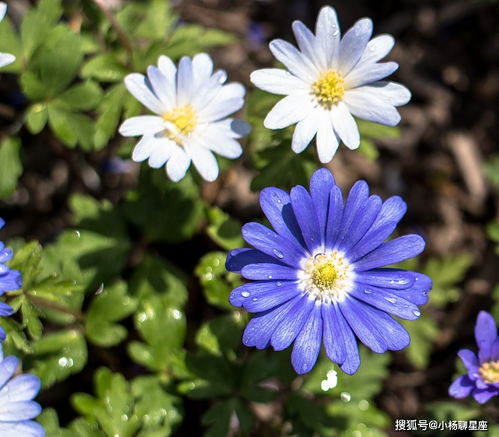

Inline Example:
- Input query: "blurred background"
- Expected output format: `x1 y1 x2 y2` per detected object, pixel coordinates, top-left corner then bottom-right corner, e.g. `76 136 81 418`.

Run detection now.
0 0 498 436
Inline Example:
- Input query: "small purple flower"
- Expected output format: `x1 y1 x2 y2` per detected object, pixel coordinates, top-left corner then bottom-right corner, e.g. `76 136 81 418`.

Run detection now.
449 311 499 404
226 168 431 374
0 218 22 341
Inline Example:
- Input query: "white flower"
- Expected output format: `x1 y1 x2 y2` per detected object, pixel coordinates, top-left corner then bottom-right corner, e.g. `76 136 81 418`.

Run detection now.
250 6 411 163
119 54 251 182
0 2 15 69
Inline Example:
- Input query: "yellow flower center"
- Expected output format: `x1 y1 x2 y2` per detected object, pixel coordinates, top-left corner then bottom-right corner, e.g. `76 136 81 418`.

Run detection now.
162 105 197 144
311 70 345 109
479 361 499 384
299 251 353 302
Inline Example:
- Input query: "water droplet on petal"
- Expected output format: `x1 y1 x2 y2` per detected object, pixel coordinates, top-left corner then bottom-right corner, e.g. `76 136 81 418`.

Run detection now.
363 289 372 294
273 249 284 259
276 281 283 287
412 309 421 317
369 45 376 52
268 275 273 279
384 297 397 304
241 291 250 298
252 298 258 302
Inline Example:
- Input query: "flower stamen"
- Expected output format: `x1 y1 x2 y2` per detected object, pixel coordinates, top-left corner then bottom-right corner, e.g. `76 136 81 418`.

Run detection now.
311 71 345 109
299 251 353 303
162 104 197 145
479 361 499 384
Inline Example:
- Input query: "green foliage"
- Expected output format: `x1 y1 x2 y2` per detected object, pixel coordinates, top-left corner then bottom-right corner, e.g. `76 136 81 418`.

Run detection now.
0 137 22 199
484 155 499 187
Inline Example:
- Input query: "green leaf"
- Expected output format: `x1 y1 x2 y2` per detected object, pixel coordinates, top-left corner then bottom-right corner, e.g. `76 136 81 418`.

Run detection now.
58 81 103 111
38 408 77 437
0 136 22 199
129 294 186 372
20 71 47 100
0 13 22 72
195 252 239 310
86 281 137 347
28 25 82 97
206 207 244 251
82 54 127 83
403 313 439 368
20 0 62 59
29 329 87 388
124 168 204 243
47 105 78 147
423 254 473 307
195 313 243 357
358 138 379 161
202 399 252 437
487 221 499 255
26 103 48 134
93 83 126 149
166 25 236 59
484 155 499 187
134 0 176 41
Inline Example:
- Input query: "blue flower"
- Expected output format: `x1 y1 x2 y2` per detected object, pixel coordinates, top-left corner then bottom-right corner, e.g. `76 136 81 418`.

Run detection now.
226 168 431 374
0 218 22 341
449 311 499 404
0 345 44 436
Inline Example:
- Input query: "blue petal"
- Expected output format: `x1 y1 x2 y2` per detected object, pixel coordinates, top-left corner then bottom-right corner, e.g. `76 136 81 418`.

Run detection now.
0 302 13 316
0 248 13 263
334 181 369 248
309 169 336 246
226 248 282 274
241 263 298 281
472 387 498 404
475 311 497 352
291 303 323 374
271 295 314 351
324 186 344 249
490 338 499 361
457 349 478 373
242 222 305 268
387 272 431 305
290 185 321 252
349 283 421 320
0 421 45 437
321 303 361 374
354 269 416 290
339 298 387 353
0 356 18 390
0 269 22 293
0 374 41 403
369 195 407 234
242 295 301 349
260 187 306 248
353 235 426 271
229 281 300 312
0 400 42 421
337 195 382 252
0 218 4 229
449 375 474 399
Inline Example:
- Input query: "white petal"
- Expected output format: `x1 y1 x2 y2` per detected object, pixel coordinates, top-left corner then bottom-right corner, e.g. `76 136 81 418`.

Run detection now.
146 66 175 111
264 94 313 129
0 3 7 22
0 53 15 69
315 6 341 68
176 56 194 106
292 21 325 70
345 62 398 89
124 73 164 115
316 111 339 163
331 102 360 149
343 89 401 126
353 81 410 107
338 18 373 75
0 375 40 403
131 135 161 161
119 115 164 137
197 83 245 122
0 357 17 390
357 34 395 66
188 145 220 182
195 124 243 158
158 55 177 80
0 421 45 437
250 68 309 95
269 39 318 82
166 148 191 182
292 112 318 153
192 53 214 87
147 140 176 168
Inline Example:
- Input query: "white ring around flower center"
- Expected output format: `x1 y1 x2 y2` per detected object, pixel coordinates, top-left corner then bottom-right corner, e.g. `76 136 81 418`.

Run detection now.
297 250 354 303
